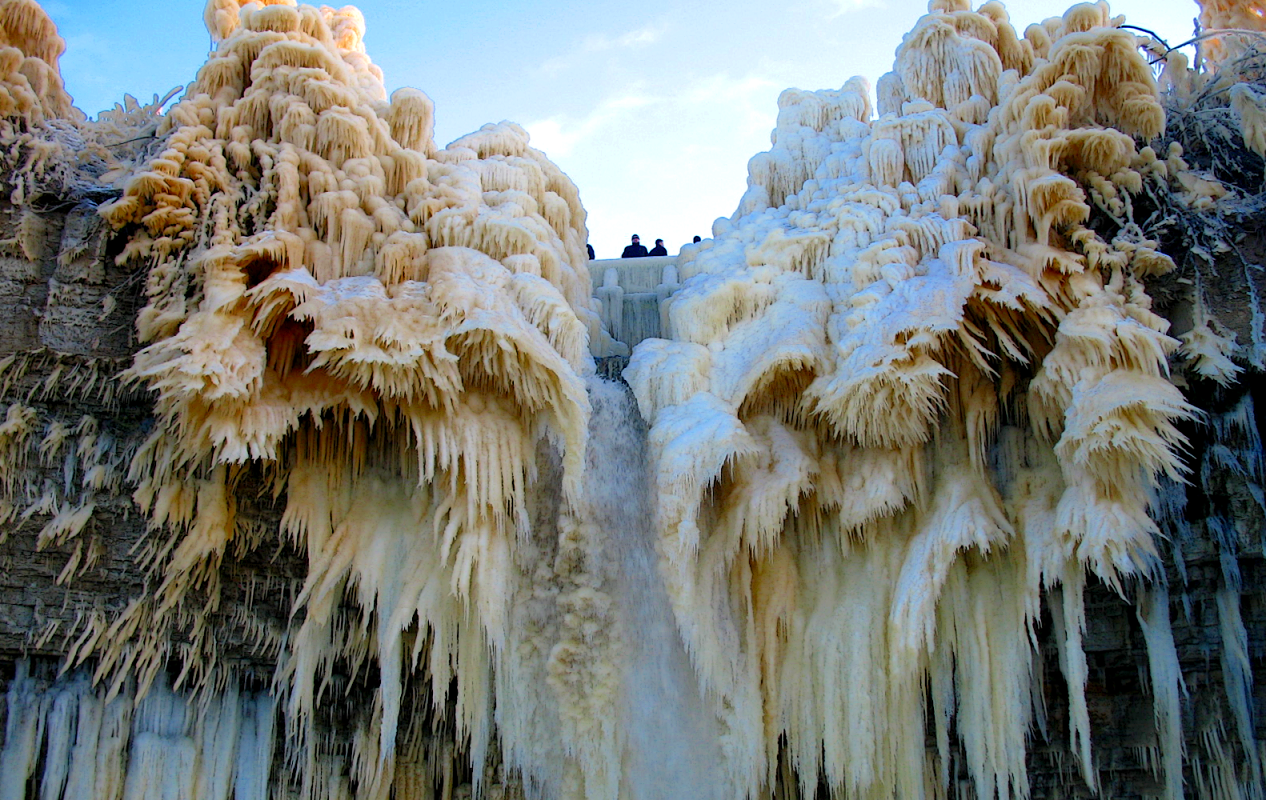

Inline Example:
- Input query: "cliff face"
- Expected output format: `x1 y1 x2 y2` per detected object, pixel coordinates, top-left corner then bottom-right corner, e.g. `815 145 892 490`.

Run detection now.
0 205 1262 798
0 0 1264 799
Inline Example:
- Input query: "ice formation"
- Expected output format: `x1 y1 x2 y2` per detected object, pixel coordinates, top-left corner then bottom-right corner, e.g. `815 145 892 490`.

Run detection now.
0 0 74 129
0 0 1263 798
625 0 1250 796
6 0 624 795
1195 0 1266 66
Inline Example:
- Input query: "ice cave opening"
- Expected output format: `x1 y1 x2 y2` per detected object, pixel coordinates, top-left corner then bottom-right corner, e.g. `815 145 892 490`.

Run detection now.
0 0 1263 798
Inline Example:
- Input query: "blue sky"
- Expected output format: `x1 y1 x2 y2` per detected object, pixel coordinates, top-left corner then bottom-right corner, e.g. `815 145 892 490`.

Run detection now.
43 0 1197 258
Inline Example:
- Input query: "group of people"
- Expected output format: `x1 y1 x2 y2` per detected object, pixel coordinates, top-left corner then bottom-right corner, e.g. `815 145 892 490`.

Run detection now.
620 234 667 258
614 234 703 259
585 234 703 260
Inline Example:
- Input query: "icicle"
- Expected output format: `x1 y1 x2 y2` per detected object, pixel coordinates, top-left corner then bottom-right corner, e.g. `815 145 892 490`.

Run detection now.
1137 584 1187 800
1216 585 1263 792
0 661 46 800
1048 574 1097 792
37 680 78 800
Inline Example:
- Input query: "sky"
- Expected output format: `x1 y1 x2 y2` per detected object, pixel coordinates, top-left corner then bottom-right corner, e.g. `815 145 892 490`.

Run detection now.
42 0 1199 258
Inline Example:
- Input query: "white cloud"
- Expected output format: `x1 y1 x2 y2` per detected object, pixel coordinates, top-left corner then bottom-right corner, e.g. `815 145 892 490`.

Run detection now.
581 23 666 53
524 91 654 157
537 55 570 78
679 73 779 117
526 70 777 161
535 22 667 77
824 0 886 17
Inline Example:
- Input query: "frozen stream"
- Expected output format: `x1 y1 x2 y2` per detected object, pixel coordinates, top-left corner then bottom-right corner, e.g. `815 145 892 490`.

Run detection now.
583 378 727 800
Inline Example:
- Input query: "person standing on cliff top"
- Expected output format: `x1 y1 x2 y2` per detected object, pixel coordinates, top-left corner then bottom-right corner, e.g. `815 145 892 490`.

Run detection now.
621 234 648 258
648 238 668 256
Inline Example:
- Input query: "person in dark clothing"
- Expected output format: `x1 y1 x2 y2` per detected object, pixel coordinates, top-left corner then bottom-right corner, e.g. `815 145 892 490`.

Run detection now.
621 234 648 258
648 238 668 256
693 236 701 243
586 243 595 260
